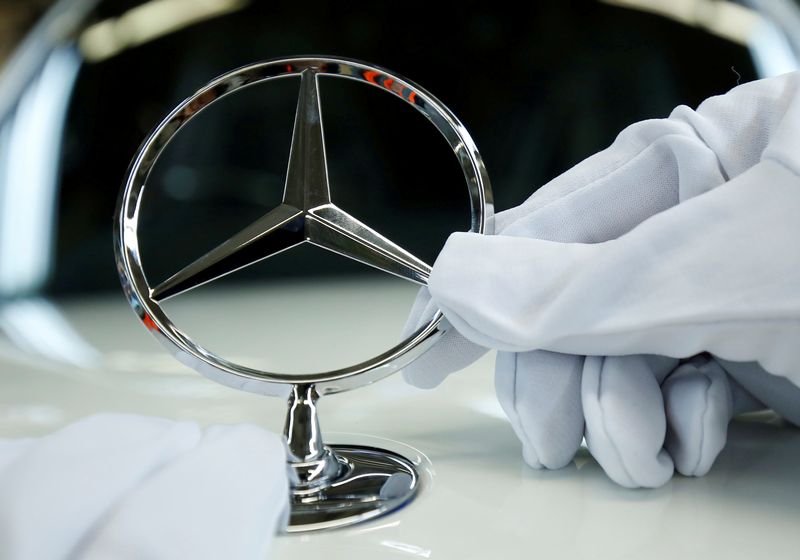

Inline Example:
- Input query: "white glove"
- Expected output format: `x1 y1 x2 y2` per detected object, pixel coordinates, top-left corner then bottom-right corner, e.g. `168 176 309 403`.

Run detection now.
0 414 289 559
403 71 800 488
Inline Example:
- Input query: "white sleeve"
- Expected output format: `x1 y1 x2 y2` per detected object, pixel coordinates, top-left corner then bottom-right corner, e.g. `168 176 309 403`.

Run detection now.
427 72 800 384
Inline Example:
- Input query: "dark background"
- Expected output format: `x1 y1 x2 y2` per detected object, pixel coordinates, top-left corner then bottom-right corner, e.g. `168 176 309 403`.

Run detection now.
51 0 758 294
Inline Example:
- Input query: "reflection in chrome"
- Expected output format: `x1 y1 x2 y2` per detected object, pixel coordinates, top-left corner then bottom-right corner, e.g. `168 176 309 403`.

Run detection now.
116 56 492 531
286 443 421 533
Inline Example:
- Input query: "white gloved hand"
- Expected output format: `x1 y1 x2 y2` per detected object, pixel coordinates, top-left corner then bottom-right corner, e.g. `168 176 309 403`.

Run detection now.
403 71 800 488
0 414 289 560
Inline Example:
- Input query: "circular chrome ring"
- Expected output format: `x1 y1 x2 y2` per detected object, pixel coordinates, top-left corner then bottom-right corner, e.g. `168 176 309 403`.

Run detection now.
115 56 493 397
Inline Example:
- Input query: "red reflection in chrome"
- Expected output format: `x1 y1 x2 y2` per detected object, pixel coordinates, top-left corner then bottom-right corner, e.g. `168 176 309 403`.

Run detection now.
364 70 380 85
143 313 158 331
362 70 417 105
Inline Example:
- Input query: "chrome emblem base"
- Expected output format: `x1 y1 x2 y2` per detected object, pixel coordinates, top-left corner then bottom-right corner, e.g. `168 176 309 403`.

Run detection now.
288 446 420 532
283 384 420 532
115 57 492 532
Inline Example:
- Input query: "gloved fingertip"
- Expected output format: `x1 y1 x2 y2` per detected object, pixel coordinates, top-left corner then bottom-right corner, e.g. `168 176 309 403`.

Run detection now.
400 366 448 390
582 356 675 489
521 445 544 470
400 326 489 389
401 287 436 339
663 359 732 477
496 351 583 472
606 450 674 489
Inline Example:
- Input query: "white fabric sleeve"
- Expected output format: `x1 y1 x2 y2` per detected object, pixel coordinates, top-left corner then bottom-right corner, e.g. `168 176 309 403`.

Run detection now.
426 72 800 385
430 159 800 383
0 414 288 560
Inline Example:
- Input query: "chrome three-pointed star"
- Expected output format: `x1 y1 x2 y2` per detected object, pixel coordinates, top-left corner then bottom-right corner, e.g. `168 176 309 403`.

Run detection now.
151 68 431 302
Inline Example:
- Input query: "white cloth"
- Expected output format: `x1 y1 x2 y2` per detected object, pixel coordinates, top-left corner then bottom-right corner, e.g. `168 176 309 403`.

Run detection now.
0 414 289 560
403 71 800 487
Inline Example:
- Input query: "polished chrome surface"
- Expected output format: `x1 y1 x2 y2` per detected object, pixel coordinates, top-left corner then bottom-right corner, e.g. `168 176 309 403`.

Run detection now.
283 385 420 533
151 68 430 303
115 56 493 396
115 56 491 532
281 383 420 531
284 384 345 491
287 444 420 533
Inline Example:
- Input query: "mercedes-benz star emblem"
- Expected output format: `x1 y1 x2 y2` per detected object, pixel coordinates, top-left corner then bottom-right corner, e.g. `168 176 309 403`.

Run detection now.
115 56 493 532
